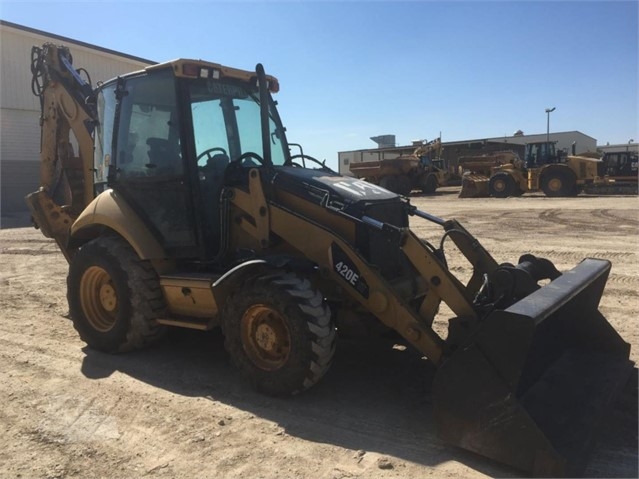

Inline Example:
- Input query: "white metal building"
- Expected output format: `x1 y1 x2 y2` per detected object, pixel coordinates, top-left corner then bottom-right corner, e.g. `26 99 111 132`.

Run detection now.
0 20 154 222
597 142 638 155
483 131 597 156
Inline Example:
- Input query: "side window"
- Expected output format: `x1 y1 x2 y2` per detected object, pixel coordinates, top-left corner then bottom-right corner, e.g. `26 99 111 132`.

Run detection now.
116 70 182 177
234 98 286 165
234 99 262 157
94 83 116 188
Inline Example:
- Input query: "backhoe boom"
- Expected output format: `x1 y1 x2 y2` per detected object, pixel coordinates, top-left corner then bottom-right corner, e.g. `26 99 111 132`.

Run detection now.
26 43 97 259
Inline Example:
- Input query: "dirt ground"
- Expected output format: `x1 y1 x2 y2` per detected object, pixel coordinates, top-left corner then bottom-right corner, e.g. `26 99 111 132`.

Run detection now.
1 189 637 479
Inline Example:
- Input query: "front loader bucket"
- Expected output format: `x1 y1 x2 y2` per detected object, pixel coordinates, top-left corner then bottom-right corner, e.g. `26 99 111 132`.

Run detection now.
433 258 633 477
459 174 489 198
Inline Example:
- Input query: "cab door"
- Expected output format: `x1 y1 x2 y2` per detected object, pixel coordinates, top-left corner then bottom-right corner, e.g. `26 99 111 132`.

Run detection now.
111 69 198 257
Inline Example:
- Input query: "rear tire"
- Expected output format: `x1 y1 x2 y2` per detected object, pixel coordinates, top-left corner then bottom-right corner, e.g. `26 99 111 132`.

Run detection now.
395 175 413 196
541 169 576 197
489 172 517 198
421 174 438 195
67 236 167 353
221 272 336 396
379 175 398 193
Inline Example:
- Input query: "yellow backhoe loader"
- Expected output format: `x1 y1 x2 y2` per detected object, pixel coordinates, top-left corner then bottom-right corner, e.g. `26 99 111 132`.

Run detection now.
26 43 634 477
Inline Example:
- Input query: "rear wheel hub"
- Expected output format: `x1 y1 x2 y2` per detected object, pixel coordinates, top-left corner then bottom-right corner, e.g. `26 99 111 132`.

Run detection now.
80 266 119 332
548 177 563 192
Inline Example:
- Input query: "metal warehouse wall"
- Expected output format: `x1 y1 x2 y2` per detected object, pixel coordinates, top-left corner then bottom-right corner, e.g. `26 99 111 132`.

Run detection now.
0 21 153 222
486 131 598 156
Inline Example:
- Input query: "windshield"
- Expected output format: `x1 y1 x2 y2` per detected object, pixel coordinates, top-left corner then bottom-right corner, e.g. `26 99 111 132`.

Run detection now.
188 79 288 167
525 142 555 166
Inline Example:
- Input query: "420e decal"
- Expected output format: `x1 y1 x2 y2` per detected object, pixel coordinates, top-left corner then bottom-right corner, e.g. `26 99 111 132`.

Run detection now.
330 243 369 299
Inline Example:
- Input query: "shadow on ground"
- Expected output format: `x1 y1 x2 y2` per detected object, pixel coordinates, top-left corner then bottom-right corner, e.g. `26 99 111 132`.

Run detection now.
78 327 639 478
80 328 523 478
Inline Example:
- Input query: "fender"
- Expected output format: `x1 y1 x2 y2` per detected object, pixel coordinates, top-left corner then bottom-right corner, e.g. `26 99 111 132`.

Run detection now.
211 256 316 312
70 189 165 259
540 163 575 176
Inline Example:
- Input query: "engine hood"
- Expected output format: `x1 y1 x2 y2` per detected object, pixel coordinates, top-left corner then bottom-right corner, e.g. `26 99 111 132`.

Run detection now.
271 166 398 205
268 166 409 279
269 165 408 229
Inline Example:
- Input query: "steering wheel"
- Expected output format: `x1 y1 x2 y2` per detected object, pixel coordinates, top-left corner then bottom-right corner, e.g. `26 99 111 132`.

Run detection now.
197 147 228 162
288 154 331 171
231 151 266 167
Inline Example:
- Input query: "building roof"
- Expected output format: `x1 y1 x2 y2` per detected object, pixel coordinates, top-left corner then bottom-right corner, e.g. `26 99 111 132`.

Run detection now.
0 19 156 65
463 130 597 145
339 131 596 154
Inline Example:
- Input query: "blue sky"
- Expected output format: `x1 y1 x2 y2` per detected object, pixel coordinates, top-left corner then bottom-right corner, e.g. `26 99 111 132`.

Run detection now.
1 1 637 168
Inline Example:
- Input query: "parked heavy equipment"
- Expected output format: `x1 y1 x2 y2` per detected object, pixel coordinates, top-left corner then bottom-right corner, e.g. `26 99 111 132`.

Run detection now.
457 150 523 198
583 150 638 195
459 141 633 198
349 138 450 195
27 43 634 477
601 150 638 178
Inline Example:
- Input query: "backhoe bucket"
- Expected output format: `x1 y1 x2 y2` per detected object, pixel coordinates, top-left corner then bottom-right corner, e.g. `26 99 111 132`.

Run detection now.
459 174 489 198
433 258 633 477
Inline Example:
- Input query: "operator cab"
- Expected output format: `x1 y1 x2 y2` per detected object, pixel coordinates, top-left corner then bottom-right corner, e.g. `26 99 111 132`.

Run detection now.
601 151 639 178
93 60 332 262
524 141 561 168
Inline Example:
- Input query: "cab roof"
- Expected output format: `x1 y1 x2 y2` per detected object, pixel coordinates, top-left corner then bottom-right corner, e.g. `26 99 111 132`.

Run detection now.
145 58 280 92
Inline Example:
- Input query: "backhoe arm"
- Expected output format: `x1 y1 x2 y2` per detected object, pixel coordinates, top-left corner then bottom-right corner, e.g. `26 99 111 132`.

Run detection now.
26 43 97 260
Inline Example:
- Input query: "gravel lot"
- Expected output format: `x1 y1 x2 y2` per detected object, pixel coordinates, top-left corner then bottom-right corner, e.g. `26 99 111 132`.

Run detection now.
1 189 637 478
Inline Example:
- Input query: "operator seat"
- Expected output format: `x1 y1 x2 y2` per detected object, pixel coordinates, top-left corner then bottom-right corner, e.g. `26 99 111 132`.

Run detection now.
146 137 180 175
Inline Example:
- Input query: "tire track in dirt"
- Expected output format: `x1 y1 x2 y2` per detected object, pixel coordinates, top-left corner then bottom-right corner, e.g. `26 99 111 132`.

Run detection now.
0 235 60 256
1 249 60 255
0 238 55 244
591 208 639 225
538 209 638 232
523 250 633 261
0 335 80 366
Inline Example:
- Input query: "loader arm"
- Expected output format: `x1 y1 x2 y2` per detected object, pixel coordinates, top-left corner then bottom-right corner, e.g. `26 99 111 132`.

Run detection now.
230 168 500 364
230 168 633 476
26 43 97 260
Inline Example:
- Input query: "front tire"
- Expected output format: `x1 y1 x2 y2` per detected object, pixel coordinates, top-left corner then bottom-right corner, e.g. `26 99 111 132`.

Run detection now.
420 174 438 195
541 169 576 197
489 172 517 198
221 272 336 396
380 176 399 194
67 236 166 353
395 175 413 196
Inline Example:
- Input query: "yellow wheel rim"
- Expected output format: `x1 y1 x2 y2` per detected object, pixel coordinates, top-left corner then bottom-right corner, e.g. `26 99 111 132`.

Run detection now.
240 304 291 371
548 177 563 192
79 266 119 332
493 179 506 192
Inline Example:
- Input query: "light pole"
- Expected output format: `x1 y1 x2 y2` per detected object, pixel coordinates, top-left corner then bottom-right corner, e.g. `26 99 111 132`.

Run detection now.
545 107 556 144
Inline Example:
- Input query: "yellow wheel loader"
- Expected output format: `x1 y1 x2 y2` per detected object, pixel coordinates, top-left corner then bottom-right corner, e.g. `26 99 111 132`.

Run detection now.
27 43 634 477
459 142 634 198
457 151 524 198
